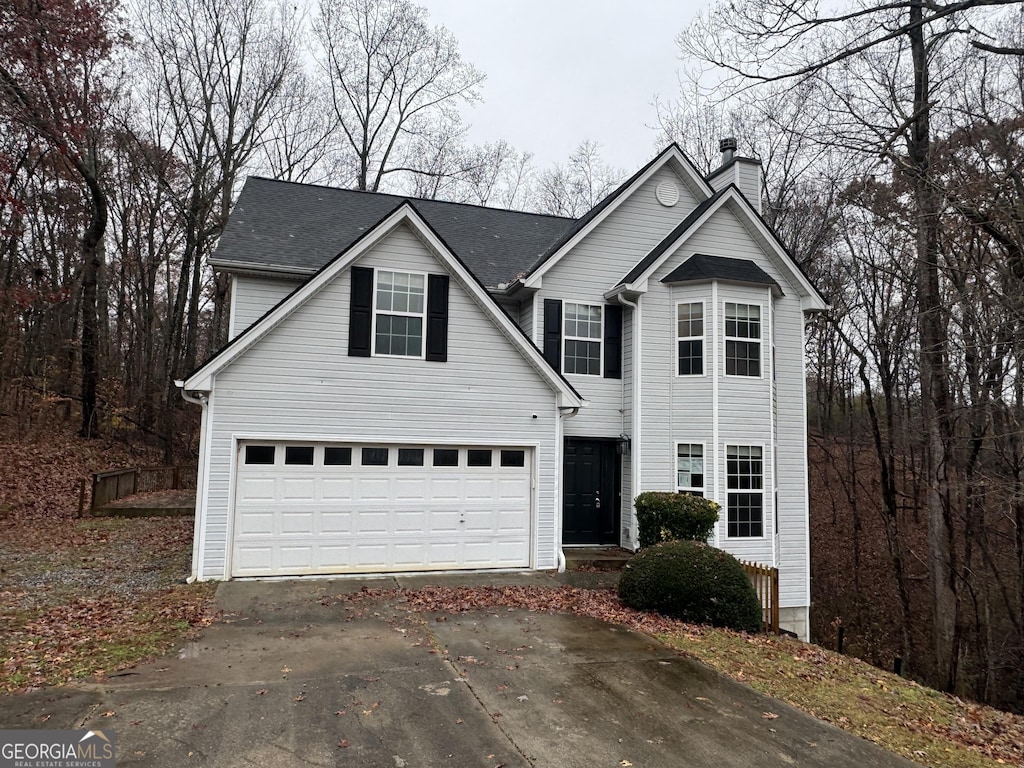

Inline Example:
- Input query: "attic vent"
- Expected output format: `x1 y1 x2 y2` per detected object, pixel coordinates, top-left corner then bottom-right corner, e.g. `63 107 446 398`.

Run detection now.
655 180 680 207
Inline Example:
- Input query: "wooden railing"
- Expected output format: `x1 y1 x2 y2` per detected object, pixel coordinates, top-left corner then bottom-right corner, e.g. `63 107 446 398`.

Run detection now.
86 465 196 514
741 560 780 634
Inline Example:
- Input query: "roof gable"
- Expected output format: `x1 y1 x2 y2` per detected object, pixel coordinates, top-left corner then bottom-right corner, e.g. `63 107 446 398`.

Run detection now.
183 202 584 407
520 144 714 288
617 186 827 310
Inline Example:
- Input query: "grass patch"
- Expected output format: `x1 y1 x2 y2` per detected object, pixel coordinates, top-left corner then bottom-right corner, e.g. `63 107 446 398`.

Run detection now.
659 628 1021 768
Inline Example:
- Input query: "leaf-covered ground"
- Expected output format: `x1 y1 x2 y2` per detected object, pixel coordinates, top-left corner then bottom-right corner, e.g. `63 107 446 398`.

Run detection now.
0 410 215 692
0 516 215 692
331 585 1024 768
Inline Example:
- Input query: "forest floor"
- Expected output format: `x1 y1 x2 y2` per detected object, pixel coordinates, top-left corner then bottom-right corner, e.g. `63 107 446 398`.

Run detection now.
0 408 1022 767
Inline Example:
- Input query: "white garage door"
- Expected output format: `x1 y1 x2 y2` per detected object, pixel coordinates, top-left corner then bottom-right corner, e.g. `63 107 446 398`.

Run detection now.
231 442 532 577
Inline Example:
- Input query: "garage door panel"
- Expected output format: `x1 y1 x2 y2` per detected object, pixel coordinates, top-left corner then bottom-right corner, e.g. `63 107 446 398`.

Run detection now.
318 544 352 569
232 442 532 577
236 511 275 536
358 478 391 501
280 545 314 569
240 477 276 501
353 543 388 568
357 510 390 535
320 511 353 535
280 510 314 535
428 477 462 500
394 478 428 500
235 544 274 573
393 509 427 533
322 478 354 499
281 478 316 500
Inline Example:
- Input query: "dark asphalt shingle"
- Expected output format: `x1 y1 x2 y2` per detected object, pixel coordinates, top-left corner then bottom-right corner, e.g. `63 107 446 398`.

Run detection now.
211 177 576 288
661 253 781 291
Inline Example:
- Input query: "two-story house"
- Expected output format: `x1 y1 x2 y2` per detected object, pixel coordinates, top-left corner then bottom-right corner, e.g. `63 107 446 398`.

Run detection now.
179 142 826 639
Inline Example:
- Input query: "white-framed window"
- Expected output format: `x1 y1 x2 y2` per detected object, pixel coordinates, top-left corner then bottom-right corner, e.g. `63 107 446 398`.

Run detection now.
725 302 761 377
676 443 704 496
374 270 426 357
563 302 602 375
677 302 704 376
727 445 763 537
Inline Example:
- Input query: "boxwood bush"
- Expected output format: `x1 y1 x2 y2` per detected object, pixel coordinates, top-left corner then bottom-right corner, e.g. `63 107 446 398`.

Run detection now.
635 491 719 547
618 540 763 633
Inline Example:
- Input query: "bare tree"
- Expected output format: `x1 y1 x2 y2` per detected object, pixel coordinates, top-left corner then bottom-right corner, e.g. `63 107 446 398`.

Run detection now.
0 0 121 436
128 0 300 457
312 0 485 192
678 0 1024 693
536 140 622 217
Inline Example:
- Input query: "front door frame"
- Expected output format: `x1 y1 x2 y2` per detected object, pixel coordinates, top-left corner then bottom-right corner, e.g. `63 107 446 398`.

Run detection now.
562 436 622 546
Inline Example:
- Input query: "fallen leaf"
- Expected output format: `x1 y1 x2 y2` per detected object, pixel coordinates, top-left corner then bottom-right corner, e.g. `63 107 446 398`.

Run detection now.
763 712 779 720
255 688 267 695
337 739 351 748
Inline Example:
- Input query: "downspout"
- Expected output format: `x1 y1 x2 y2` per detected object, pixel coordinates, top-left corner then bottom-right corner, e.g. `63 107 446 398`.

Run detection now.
617 293 641 551
556 405 581 572
176 381 209 584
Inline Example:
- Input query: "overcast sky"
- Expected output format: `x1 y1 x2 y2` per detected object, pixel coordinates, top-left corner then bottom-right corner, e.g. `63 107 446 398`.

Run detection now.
420 0 711 174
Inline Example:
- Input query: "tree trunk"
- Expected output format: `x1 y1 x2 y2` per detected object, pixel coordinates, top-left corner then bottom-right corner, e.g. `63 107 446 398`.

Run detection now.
907 0 959 691
78 169 107 438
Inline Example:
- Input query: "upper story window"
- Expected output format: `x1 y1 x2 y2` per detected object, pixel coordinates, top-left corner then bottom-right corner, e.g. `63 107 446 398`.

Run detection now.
563 302 602 376
727 445 763 537
725 302 761 377
677 302 704 376
374 270 425 357
676 443 704 496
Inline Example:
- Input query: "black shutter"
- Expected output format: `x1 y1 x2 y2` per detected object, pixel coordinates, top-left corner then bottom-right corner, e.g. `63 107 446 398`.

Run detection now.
348 266 373 357
604 304 622 379
425 273 449 362
543 299 562 372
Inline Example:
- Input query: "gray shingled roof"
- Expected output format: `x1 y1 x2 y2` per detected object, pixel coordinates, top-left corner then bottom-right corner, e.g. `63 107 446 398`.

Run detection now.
211 177 576 288
661 253 781 292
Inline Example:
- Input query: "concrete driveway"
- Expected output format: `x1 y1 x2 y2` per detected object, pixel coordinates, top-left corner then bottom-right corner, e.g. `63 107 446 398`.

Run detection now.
1 574 916 767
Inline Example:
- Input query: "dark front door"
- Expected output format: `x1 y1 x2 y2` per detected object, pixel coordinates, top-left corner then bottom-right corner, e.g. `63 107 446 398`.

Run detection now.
563 438 621 545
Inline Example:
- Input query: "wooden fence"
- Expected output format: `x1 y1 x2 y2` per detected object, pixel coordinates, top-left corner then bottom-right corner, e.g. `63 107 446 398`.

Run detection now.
741 560 780 634
86 465 196 514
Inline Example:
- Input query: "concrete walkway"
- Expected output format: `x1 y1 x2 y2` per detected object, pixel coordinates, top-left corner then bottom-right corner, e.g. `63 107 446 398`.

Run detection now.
1 574 917 767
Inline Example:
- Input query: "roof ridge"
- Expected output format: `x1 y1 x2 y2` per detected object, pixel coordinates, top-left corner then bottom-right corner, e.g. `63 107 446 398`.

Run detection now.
244 175 576 222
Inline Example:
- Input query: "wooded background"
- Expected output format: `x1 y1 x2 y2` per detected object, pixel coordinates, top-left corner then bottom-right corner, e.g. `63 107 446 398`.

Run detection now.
3 0 1024 712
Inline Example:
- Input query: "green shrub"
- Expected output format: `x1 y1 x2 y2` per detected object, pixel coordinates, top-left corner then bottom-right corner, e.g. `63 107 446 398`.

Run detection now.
634 491 719 548
618 540 763 633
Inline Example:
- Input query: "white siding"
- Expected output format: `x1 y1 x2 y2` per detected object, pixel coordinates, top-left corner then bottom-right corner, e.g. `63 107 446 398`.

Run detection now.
230 275 303 339
538 165 700 440
201 223 562 579
534 165 698 541
518 295 534 341
707 161 762 214
640 204 809 610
